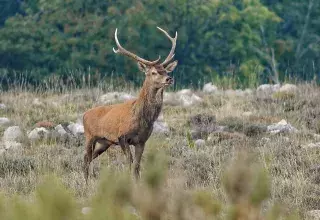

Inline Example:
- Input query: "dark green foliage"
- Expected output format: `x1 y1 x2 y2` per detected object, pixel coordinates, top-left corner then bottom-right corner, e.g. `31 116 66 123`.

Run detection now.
0 0 319 88
0 0 280 88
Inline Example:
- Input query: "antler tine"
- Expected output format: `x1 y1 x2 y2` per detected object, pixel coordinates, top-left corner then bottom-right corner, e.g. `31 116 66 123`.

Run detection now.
113 28 161 65
157 27 177 66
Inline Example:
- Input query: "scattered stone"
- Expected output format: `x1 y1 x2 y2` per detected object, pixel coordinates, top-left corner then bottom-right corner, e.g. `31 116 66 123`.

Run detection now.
55 124 69 140
178 93 202 107
302 142 320 149
157 113 164 122
203 82 218 93
242 112 253 117
163 92 177 106
256 84 280 98
3 126 25 142
28 127 51 142
176 89 193 96
0 103 7 109
81 207 92 215
153 121 170 135
4 141 23 151
244 88 254 95
194 139 206 147
32 98 45 107
307 210 320 220
35 121 55 128
0 149 6 156
314 134 320 140
164 90 203 107
67 122 84 136
0 117 11 128
279 84 298 93
175 89 203 107
267 119 298 134
99 92 135 104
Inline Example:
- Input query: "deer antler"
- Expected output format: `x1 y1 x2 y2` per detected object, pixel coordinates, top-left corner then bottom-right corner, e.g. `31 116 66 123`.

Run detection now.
113 28 161 65
157 27 177 66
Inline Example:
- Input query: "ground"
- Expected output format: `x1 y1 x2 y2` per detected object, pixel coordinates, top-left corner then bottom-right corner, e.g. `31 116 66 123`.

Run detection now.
0 84 319 220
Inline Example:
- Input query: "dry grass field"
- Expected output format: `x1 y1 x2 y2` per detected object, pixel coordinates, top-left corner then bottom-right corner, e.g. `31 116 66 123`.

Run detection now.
0 82 319 219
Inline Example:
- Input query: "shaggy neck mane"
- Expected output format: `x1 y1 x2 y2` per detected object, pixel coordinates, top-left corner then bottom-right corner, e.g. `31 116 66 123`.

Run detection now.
134 78 164 125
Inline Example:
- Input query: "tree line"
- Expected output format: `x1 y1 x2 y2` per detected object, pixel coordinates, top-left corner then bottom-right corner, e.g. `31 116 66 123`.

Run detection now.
0 0 319 88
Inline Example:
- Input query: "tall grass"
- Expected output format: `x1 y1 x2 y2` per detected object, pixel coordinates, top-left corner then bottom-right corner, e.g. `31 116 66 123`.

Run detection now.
0 70 320 219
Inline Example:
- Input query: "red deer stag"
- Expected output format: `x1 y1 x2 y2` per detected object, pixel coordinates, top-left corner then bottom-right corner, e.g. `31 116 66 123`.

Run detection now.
83 27 178 182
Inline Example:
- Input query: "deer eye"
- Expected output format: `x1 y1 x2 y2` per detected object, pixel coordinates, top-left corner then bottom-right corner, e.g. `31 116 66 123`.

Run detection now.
152 72 157 75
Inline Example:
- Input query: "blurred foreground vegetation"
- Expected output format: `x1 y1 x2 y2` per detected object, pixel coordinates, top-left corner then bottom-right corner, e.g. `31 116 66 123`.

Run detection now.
0 0 320 88
0 150 301 220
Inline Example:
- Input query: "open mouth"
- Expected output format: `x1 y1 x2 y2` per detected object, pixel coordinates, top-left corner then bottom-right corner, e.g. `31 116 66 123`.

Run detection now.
164 81 174 86
164 79 174 86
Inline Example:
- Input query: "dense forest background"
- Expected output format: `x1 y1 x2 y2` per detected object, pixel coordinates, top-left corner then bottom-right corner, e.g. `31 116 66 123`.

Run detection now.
0 0 319 89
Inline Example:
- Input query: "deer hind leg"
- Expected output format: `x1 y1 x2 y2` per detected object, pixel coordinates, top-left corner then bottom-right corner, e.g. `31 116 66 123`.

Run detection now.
119 137 133 171
83 137 96 184
83 137 112 184
92 138 112 159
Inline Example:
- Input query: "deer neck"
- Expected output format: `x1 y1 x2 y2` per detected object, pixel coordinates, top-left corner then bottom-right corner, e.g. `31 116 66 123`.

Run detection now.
134 80 164 125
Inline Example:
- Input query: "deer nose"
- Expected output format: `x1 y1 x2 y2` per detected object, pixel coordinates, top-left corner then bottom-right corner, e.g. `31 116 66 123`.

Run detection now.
166 76 173 82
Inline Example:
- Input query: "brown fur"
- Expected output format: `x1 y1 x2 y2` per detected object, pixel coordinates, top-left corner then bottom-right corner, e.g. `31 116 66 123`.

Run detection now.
83 64 177 183
83 27 178 183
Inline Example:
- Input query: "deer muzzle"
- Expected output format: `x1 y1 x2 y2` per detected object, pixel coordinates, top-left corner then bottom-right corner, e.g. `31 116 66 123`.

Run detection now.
165 76 174 85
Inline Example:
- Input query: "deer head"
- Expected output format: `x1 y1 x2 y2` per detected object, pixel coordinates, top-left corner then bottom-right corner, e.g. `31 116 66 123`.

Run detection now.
113 27 178 89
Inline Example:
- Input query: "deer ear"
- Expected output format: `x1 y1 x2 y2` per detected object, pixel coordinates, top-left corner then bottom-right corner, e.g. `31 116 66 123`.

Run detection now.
137 62 149 73
165 61 178 73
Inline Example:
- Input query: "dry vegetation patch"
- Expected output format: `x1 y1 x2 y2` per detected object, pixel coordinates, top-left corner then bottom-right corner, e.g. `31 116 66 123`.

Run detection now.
0 84 319 219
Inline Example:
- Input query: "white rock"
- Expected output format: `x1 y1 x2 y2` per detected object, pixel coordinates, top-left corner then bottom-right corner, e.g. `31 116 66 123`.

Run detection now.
195 139 206 147
3 126 24 142
242 112 253 117
203 83 218 93
225 89 247 97
279 84 298 93
177 93 203 107
99 92 135 104
307 210 320 220
0 149 6 156
28 127 51 141
163 92 178 106
244 88 253 95
153 121 170 135
81 207 92 215
0 117 11 128
314 134 320 140
4 141 23 151
55 124 68 138
267 119 298 134
302 142 320 149
256 84 280 98
176 89 193 96
0 140 23 153
164 90 203 107
67 123 84 136
0 103 7 109
157 113 164 122
32 98 45 107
